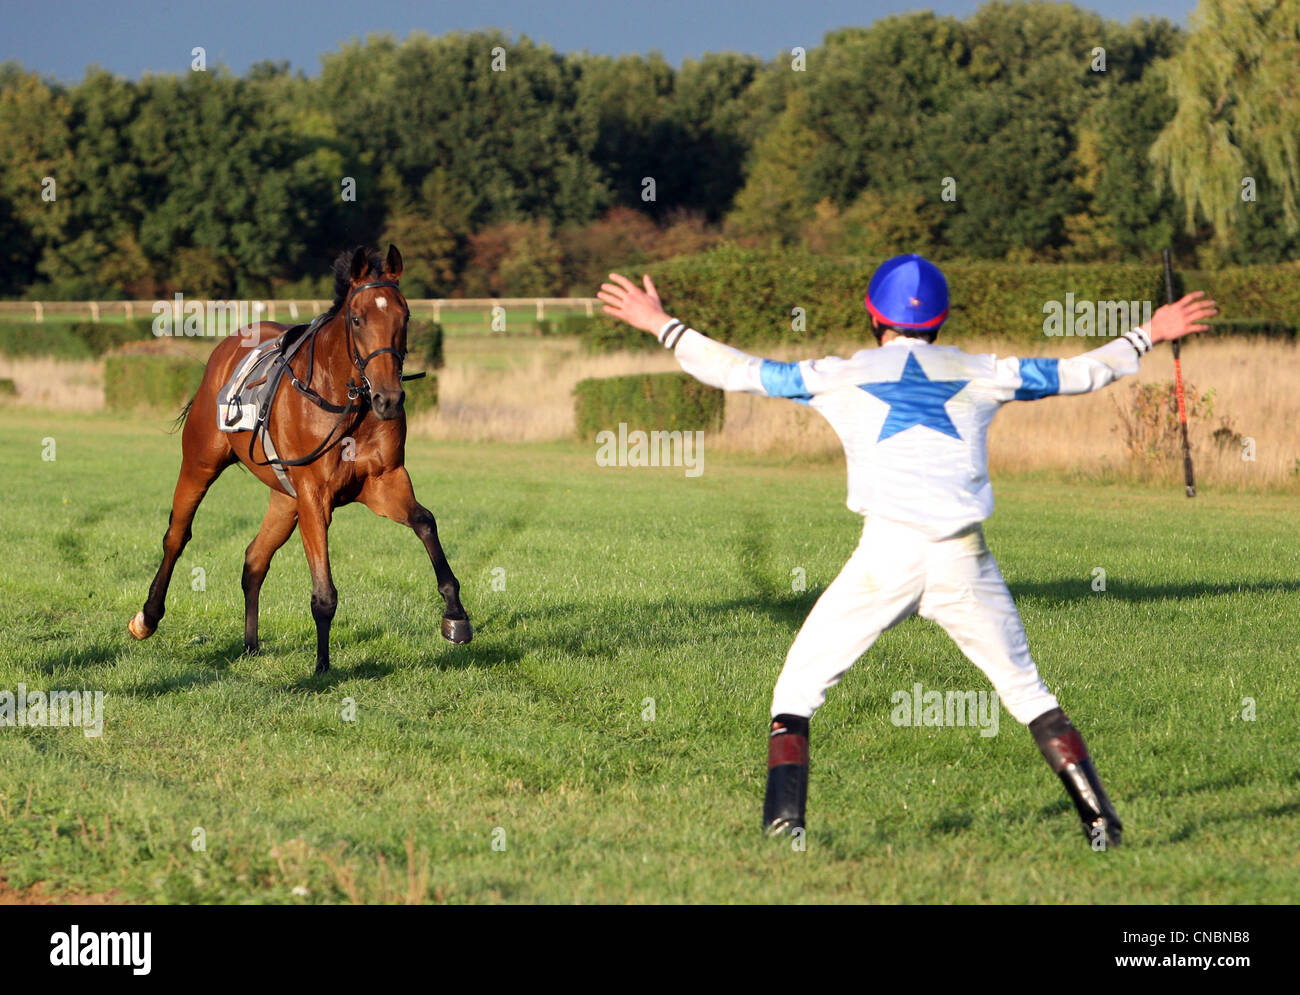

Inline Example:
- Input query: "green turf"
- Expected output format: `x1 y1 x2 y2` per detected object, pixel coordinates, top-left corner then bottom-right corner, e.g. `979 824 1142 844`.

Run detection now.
0 409 1296 904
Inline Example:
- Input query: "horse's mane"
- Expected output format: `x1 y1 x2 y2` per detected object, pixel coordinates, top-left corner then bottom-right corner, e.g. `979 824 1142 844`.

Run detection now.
320 247 387 323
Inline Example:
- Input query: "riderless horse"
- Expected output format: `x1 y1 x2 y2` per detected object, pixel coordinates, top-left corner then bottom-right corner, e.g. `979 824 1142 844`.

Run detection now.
128 245 472 674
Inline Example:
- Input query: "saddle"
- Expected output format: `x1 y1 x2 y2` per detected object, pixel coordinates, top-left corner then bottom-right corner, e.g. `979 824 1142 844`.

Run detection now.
215 317 325 497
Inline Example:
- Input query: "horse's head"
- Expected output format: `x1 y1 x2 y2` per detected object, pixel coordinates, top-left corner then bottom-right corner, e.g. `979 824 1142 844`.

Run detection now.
345 244 409 420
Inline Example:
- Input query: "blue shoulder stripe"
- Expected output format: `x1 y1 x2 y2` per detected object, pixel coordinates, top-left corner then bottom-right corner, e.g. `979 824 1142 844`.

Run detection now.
1014 358 1060 400
759 359 812 401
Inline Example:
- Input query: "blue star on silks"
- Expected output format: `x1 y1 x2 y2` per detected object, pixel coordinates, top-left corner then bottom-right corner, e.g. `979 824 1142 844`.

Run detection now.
859 352 969 442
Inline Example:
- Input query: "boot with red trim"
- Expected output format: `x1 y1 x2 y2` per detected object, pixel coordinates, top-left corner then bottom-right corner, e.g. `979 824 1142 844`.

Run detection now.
1030 708 1123 849
763 714 809 837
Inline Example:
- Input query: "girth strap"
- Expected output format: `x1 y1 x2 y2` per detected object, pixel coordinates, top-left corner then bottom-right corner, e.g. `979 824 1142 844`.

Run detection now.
259 424 298 498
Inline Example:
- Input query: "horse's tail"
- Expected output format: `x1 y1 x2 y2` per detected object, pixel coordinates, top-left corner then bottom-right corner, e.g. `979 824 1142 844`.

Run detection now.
170 395 195 434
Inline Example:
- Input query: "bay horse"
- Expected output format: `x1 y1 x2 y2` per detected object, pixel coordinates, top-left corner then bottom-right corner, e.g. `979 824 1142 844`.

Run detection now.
128 245 472 674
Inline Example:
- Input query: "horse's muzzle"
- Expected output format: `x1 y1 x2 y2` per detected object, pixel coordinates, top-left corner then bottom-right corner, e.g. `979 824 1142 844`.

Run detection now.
371 388 405 420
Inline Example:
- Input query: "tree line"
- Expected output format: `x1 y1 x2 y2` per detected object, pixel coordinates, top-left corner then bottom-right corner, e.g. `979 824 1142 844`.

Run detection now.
0 1 1295 301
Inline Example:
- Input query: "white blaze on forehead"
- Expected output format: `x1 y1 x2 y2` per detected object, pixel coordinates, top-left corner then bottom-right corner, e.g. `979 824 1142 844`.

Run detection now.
375 296 389 309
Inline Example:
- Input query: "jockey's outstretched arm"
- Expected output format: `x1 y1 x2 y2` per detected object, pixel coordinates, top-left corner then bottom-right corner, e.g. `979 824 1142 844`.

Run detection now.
982 290 1219 401
654 317 857 400
597 272 1217 400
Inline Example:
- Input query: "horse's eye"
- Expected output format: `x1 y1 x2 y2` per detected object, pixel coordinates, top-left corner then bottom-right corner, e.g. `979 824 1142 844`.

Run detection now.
351 315 361 326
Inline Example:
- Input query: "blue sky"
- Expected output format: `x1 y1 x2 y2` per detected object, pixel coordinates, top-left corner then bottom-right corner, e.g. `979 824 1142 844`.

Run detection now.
5 0 1200 80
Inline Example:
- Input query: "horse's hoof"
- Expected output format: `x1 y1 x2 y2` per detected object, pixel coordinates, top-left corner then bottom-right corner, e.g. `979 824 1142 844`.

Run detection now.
314 661 330 675
441 617 473 644
128 611 155 641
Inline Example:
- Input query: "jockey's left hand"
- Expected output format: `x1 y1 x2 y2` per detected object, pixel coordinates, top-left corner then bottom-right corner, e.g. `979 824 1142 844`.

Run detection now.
1148 290 1219 344
598 273 669 334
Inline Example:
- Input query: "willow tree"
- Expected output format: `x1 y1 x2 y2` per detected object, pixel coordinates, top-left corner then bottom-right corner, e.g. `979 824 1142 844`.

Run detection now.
1150 0 1300 242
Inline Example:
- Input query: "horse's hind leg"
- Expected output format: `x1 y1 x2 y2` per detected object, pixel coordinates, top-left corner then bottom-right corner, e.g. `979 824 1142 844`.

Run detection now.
241 491 298 655
129 428 233 640
359 468 472 644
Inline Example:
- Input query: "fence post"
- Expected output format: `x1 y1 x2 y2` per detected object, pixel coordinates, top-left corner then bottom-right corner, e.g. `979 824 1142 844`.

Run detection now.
34 302 43 323
90 301 101 323
536 299 544 322
433 300 441 323
585 299 593 317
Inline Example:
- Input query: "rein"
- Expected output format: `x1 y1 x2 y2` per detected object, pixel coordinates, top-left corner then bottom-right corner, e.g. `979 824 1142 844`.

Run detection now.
248 280 424 479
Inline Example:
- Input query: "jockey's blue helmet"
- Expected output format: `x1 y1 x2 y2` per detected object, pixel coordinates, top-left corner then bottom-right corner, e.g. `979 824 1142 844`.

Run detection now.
863 254 949 332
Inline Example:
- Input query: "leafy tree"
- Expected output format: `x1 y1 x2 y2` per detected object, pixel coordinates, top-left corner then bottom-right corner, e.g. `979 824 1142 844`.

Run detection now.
654 208 724 261
558 206 659 293
51 69 166 297
134 69 337 296
797 13 972 208
382 168 472 297
804 189 945 259
1066 69 1185 262
1151 0 1300 244
0 65 68 295
321 31 608 230
726 91 822 244
659 53 765 217
6 5 1300 300
929 88 1082 259
497 221 565 297
574 53 676 216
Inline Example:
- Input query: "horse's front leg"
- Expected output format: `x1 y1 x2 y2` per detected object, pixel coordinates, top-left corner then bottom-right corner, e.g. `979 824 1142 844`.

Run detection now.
241 490 298 655
360 468 472 644
296 491 337 674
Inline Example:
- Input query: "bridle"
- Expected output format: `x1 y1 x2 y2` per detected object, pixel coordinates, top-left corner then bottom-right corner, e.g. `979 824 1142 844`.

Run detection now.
342 278 415 399
290 279 417 411
249 278 426 479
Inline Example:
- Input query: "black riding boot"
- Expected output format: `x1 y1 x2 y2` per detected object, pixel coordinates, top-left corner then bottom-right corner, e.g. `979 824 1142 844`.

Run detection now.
763 714 809 836
1030 708 1123 849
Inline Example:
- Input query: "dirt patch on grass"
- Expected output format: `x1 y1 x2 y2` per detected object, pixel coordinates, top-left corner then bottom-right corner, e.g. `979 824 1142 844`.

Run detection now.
0 870 124 905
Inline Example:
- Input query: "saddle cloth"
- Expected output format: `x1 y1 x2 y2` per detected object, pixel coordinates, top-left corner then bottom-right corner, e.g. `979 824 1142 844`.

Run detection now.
217 340 277 432
215 325 309 433
215 324 316 498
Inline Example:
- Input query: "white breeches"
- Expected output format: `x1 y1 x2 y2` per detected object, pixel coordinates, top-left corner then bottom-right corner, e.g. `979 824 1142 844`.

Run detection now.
771 515 1059 726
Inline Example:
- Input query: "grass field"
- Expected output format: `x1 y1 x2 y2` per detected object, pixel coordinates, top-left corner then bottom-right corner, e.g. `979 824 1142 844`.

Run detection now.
1 408 1297 904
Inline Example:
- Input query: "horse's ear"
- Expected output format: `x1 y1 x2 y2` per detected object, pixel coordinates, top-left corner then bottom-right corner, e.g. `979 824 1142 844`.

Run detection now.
384 244 403 281
350 246 371 282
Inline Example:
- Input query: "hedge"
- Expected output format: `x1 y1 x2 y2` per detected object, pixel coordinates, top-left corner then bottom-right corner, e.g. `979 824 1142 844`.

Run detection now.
402 373 439 416
573 372 724 439
407 319 444 370
75 319 160 355
1198 319 1295 340
557 313 599 342
103 351 438 418
0 318 156 359
104 354 206 413
581 314 658 354
582 246 1300 352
